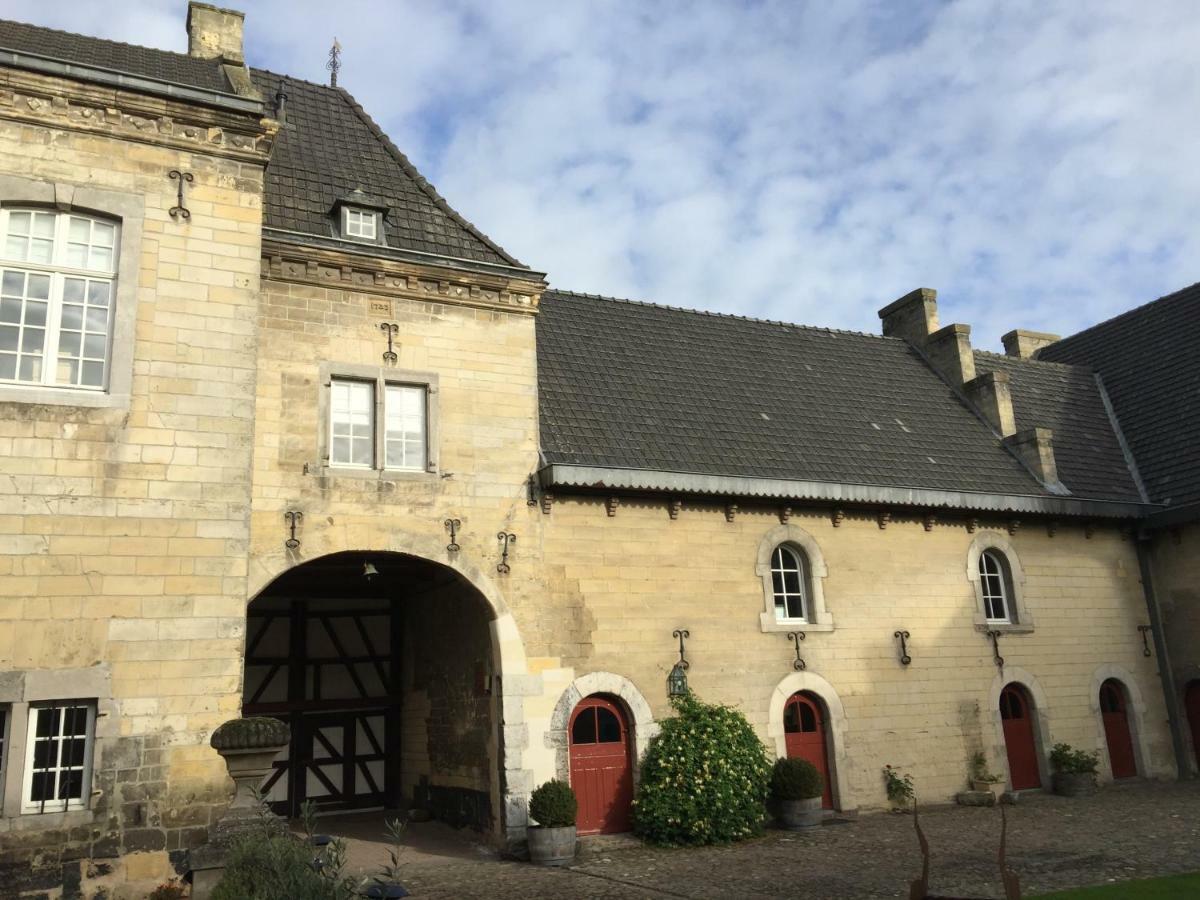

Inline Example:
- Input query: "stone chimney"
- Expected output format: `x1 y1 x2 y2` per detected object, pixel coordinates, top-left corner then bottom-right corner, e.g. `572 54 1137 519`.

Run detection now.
187 2 245 63
879 288 975 386
186 2 259 98
963 370 1016 437
1003 427 1067 493
1001 329 1060 359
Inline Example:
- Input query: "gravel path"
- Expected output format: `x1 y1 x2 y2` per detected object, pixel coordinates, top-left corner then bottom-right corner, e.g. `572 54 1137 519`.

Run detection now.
353 780 1200 899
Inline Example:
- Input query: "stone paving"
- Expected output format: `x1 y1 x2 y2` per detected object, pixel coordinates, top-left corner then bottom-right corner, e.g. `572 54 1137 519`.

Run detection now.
339 780 1200 899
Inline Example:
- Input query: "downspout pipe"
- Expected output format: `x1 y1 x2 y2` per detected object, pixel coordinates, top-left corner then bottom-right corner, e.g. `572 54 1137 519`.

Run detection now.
1136 534 1191 778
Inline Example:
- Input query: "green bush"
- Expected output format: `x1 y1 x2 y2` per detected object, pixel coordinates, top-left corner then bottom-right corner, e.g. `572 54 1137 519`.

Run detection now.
770 757 823 801
1050 742 1099 775
528 779 577 828
632 692 771 846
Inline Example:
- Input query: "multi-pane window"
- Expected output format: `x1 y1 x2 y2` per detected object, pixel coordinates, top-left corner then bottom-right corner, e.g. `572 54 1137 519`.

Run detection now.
0 209 118 390
328 377 428 471
329 379 375 467
384 384 426 470
343 208 377 241
980 550 1014 623
22 702 95 814
771 544 809 621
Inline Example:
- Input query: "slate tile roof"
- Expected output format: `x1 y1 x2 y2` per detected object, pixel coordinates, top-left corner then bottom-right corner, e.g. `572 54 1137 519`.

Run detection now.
973 352 1143 503
250 71 523 268
0 18 525 269
1039 282 1200 508
537 290 1053 498
0 18 230 92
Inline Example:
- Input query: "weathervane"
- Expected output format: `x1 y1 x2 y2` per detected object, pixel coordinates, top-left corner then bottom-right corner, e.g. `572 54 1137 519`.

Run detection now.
326 38 342 87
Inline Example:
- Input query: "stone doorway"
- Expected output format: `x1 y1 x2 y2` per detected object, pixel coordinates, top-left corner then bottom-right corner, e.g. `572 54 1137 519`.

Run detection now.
242 551 498 830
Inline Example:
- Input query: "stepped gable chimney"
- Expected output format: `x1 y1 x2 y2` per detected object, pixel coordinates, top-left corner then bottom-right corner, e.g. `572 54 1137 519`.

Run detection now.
1001 329 1061 359
186 2 258 98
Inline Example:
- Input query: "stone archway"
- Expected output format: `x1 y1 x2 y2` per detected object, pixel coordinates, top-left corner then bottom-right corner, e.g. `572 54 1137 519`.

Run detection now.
547 672 658 785
987 666 1052 789
243 539 535 845
1088 664 1151 780
767 671 852 812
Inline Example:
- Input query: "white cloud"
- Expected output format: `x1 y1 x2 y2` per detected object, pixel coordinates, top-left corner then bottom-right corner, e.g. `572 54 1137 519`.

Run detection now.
8 0 1199 347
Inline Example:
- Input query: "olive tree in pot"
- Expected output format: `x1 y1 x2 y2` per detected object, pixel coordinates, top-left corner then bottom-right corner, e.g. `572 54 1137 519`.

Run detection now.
527 779 577 866
1050 743 1099 797
771 757 824 829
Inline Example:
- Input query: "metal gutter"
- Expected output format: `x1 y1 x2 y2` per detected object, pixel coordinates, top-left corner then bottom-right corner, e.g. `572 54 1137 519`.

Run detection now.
263 228 545 283
1135 537 1191 778
0 48 264 114
538 464 1155 519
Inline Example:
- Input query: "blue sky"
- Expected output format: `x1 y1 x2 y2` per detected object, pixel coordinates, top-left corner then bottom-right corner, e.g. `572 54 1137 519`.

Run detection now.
9 1 1199 348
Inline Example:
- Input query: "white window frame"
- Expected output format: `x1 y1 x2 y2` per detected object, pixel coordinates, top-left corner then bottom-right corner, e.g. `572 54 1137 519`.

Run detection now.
342 207 378 242
770 544 809 623
0 208 119 392
966 532 1033 633
21 701 96 815
328 378 376 469
383 383 427 471
320 363 438 477
979 549 1013 624
756 524 834 632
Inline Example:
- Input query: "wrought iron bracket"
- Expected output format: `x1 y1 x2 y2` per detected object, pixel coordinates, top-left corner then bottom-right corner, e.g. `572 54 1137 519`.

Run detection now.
1137 625 1152 657
787 631 806 671
986 629 1005 670
496 531 516 573
444 518 461 553
894 630 912 666
380 322 399 363
284 510 302 550
673 629 691 670
168 170 193 220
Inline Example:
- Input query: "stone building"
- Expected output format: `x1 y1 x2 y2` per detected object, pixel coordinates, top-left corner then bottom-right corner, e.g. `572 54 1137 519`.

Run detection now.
0 3 1195 895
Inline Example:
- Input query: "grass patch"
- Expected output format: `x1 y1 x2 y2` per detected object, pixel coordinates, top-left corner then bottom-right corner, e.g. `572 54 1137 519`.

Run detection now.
1033 872 1200 898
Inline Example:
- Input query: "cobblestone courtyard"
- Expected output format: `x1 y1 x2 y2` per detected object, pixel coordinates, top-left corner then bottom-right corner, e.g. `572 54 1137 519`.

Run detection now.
340 780 1200 899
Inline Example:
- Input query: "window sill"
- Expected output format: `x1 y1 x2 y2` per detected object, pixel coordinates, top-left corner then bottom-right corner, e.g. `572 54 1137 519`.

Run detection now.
318 465 437 481
0 384 128 409
976 623 1035 635
2 807 94 830
759 613 834 634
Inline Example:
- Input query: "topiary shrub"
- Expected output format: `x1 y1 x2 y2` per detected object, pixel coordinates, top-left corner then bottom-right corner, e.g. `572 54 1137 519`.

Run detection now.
528 779 577 828
632 692 771 846
771 757 823 801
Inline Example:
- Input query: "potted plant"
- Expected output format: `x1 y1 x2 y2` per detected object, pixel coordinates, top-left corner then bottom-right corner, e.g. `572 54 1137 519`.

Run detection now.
970 751 1005 800
1050 743 1099 796
527 779 577 866
771 757 824 829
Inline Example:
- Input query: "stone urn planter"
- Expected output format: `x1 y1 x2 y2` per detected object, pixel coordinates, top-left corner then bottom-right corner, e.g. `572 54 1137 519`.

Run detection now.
971 778 1006 801
527 779 578 866
778 796 823 829
189 717 291 899
1052 772 1096 797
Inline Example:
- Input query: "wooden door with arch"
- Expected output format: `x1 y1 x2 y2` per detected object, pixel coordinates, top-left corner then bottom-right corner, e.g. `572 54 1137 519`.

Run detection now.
569 695 634 834
783 690 833 809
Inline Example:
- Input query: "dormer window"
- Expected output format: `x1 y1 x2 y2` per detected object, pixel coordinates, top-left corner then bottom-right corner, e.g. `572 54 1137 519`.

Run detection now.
342 207 377 241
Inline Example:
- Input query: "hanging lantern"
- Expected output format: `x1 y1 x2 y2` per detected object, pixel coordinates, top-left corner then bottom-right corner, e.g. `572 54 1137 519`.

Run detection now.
667 662 689 698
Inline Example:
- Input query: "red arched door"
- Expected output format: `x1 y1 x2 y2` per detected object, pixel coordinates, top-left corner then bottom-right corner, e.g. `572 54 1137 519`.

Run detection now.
1186 681 1200 771
569 696 633 835
1000 684 1041 790
1099 679 1137 779
783 691 833 809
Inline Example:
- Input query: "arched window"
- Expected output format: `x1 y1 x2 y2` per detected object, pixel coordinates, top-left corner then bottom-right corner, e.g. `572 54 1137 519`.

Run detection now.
0 208 119 390
771 544 809 622
979 549 1015 623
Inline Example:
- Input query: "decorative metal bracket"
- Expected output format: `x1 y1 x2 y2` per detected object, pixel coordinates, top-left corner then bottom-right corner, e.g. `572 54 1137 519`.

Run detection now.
894 630 912 666
526 474 538 507
787 631 807 671
496 531 516 574
1137 625 1152 657
168 170 193 220
673 629 690 670
380 322 399 364
284 510 303 549
444 518 461 553
986 630 1005 670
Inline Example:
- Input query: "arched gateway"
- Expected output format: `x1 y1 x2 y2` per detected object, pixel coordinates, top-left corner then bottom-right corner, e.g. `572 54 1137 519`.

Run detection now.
241 551 507 831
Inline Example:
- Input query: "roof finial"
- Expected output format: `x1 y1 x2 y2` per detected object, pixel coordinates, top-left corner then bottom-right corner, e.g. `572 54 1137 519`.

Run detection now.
326 38 342 87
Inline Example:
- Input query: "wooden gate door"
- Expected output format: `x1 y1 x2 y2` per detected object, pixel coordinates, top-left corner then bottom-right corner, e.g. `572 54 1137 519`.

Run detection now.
1099 680 1137 779
569 697 633 835
1186 681 1200 770
783 691 833 809
1000 684 1041 790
